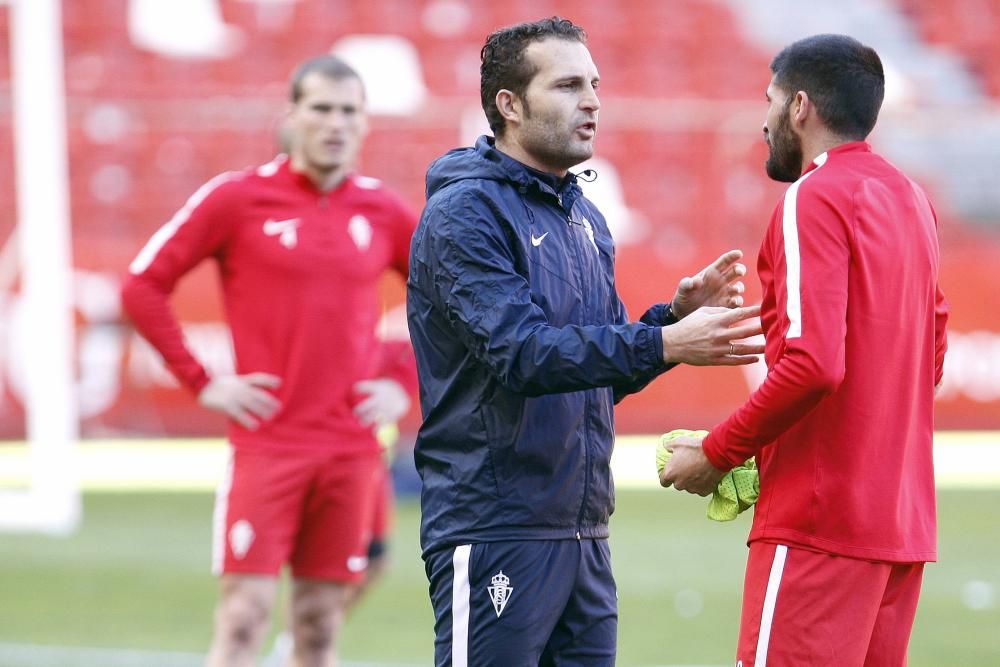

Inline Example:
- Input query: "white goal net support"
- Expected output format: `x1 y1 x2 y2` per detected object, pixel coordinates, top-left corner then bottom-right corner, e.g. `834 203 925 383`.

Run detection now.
0 0 81 535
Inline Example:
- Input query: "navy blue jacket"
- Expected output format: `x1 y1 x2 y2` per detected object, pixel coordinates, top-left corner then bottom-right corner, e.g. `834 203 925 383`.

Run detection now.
407 136 675 556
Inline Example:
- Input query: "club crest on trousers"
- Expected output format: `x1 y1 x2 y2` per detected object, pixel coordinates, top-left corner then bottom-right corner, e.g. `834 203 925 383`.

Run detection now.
488 570 513 617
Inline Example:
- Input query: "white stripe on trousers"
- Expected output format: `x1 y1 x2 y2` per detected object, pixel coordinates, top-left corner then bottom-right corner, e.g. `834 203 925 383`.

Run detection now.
451 545 472 667
210 446 235 576
755 544 788 666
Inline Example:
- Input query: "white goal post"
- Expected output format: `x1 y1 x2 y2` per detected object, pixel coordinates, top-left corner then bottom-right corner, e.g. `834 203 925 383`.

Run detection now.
0 0 80 534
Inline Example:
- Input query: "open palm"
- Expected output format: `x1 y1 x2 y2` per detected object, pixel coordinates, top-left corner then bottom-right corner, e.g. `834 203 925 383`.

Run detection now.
671 249 747 318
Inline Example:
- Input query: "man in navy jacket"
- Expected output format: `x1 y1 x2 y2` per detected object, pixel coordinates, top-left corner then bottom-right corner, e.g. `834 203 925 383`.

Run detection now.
407 17 764 666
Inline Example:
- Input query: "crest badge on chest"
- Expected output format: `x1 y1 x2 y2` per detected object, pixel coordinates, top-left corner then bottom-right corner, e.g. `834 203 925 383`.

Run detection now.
348 214 373 251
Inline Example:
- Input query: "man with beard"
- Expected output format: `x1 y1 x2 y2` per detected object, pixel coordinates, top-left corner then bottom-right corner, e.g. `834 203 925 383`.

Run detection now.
660 34 949 665
407 16 765 666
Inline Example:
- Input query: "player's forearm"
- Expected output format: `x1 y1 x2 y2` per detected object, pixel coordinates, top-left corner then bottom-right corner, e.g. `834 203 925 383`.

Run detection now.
703 348 839 469
121 275 210 393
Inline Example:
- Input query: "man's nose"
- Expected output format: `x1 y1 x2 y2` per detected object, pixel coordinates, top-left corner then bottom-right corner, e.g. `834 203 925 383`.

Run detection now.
327 110 347 128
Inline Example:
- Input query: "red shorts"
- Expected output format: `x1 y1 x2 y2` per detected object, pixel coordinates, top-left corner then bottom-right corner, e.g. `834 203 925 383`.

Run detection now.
212 445 382 583
736 542 924 667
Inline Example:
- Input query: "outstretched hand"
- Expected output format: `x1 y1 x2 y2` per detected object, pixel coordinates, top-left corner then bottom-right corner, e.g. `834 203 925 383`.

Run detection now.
659 433 725 496
671 249 746 319
661 305 765 366
198 373 282 430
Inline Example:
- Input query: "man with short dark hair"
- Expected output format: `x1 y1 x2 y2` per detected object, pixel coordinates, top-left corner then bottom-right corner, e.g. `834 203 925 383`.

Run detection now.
661 34 949 665
408 17 765 665
122 55 417 666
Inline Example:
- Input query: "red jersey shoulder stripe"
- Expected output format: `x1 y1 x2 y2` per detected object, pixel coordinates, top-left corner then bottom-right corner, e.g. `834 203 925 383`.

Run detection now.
352 174 383 190
780 151 828 339
254 154 286 178
129 170 243 274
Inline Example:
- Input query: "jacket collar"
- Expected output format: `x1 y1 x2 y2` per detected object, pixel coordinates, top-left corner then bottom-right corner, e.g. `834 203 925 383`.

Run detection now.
475 136 582 209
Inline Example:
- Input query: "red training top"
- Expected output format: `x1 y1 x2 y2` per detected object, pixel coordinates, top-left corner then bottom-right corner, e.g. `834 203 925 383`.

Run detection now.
703 142 949 563
122 155 417 454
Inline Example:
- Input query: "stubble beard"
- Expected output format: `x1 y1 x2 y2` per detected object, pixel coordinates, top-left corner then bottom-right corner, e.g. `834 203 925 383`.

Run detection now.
765 112 803 183
520 101 593 173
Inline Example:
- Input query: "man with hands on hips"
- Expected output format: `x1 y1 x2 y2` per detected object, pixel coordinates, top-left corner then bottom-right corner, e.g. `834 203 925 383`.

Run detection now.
123 55 418 667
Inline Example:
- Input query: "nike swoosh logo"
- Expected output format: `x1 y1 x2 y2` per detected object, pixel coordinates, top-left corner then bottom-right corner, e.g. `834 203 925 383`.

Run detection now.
530 232 549 247
263 218 301 235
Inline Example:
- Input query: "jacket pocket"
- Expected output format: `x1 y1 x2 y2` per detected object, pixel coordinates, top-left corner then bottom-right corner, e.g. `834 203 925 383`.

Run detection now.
475 400 505 499
484 390 586 526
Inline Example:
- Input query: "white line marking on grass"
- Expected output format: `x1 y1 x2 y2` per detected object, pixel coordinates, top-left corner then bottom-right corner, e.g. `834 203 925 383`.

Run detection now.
0 642 426 667
614 431 1000 490
1 432 995 492
0 643 721 667
0 643 203 667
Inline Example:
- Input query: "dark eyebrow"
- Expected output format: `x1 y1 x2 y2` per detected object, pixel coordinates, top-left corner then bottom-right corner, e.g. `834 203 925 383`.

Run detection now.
554 74 599 86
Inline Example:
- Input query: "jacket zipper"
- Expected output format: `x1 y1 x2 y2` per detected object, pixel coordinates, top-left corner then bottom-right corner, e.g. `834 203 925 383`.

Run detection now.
561 194 591 540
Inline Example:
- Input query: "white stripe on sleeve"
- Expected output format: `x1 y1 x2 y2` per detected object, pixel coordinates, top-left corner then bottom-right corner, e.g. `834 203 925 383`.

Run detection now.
755 544 789 666
451 544 472 667
781 151 827 339
128 171 240 275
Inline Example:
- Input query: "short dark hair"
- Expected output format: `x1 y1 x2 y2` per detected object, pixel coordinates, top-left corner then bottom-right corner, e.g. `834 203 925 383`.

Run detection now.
289 55 363 103
770 34 885 140
480 17 587 137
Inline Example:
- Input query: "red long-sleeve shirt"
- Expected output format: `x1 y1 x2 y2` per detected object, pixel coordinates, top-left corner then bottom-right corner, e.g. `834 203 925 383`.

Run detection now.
122 155 417 454
703 142 949 562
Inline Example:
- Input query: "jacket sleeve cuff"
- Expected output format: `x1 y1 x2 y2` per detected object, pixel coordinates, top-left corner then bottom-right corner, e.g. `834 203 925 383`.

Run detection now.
650 326 664 367
639 302 678 327
639 326 668 373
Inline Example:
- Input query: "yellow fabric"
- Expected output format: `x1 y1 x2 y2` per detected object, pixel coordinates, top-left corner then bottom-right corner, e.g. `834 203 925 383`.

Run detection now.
656 429 759 522
376 423 400 464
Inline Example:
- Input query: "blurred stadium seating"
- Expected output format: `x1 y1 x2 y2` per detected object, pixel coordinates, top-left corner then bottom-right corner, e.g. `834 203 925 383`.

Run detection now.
0 0 998 439
900 0 1000 97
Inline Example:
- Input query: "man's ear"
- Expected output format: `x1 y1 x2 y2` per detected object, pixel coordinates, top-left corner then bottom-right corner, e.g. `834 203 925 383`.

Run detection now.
357 110 370 140
495 89 522 127
791 91 811 127
277 106 295 153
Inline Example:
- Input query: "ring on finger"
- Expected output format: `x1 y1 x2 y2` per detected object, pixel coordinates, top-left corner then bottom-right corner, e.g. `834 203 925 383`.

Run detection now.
729 342 736 355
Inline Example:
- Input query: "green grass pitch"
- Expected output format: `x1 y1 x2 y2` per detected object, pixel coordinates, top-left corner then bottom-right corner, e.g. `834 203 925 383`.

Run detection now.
0 489 997 666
